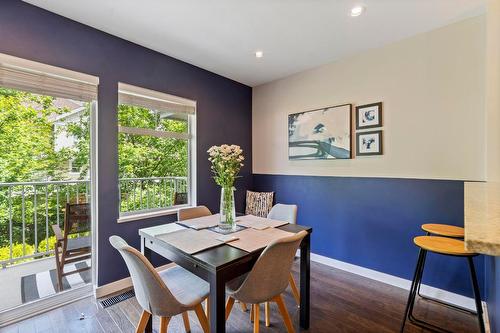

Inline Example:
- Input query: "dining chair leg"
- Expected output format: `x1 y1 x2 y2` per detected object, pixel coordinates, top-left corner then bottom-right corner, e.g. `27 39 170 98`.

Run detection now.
135 310 151 333
274 294 295 333
240 302 248 312
159 316 171 333
253 303 260 333
288 273 300 305
225 297 235 320
182 312 191 333
265 302 270 327
204 298 210 318
194 304 210 333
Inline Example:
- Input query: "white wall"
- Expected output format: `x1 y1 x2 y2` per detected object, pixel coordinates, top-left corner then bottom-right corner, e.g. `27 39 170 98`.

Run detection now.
253 15 486 181
486 0 500 182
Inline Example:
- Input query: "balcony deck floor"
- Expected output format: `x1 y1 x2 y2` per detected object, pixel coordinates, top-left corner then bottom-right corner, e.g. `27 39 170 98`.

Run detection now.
0 257 58 312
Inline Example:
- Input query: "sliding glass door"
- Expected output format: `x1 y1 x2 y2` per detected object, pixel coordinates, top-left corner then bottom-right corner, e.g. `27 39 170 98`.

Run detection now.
0 56 97 325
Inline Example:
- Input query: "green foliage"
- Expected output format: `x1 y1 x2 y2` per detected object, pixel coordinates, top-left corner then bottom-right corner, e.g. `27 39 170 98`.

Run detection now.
0 88 189 265
38 235 57 253
0 88 72 182
0 242 35 264
117 104 188 178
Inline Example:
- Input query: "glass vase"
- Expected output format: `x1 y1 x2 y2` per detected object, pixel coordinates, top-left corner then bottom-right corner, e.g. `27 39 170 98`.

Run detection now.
219 186 236 231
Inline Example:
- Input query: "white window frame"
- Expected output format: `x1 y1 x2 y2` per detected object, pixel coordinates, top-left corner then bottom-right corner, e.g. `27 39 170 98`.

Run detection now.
116 83 196 222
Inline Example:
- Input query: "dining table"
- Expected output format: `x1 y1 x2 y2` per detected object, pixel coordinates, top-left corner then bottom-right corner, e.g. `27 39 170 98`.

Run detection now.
138 215 312 333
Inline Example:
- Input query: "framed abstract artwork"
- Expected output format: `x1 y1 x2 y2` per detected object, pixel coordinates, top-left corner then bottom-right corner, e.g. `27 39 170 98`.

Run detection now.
356 130 383 156
356 102 382 130
288 104 352 160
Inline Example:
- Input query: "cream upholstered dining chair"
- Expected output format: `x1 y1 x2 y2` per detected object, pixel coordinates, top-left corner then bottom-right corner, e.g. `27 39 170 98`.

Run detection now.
177 205 211 221
109 236 210 333
225 230 308 333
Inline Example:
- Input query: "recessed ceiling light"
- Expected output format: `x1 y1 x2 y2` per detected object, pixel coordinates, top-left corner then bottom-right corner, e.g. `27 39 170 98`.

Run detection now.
350 5 365 17
255 51 264 58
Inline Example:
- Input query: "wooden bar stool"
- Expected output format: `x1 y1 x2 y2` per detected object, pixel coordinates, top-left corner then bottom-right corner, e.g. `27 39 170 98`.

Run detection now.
400 236 485 333
417 223 472 314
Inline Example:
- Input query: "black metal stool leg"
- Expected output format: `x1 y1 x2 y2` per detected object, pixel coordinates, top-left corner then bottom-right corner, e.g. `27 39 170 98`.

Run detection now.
408 250 427 323
467 257 485 333
416 232 430 298
400 249 426 333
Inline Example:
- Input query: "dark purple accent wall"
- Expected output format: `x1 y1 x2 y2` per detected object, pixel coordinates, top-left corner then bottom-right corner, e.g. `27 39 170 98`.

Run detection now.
486 256 500 333
0 0 252 285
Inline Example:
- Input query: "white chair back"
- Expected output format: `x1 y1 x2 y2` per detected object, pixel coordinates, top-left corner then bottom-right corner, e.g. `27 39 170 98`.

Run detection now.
267 203 297 224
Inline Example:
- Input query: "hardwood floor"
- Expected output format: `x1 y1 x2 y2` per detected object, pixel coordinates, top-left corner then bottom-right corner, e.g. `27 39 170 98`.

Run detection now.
0 261 479 333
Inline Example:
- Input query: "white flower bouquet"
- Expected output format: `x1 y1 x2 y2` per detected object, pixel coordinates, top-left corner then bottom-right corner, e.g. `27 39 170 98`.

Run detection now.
207 144 244 229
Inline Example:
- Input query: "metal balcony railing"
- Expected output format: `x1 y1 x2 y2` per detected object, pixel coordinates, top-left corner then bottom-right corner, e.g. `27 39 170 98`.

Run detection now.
0 176 187 267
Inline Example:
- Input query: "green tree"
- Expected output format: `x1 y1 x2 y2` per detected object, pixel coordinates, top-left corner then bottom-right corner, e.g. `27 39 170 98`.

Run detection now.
0 88 72 182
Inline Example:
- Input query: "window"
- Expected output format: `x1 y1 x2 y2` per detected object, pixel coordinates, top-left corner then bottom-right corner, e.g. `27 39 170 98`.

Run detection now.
117 83 195 215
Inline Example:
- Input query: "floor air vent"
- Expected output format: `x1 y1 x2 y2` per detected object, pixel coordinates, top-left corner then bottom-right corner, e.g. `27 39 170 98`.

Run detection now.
100 289 135 308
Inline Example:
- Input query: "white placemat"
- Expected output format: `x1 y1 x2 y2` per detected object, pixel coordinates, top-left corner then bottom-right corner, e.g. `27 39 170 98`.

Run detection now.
179 214 221 230
227 228 295 252
237 214 288 230
156 229 223 254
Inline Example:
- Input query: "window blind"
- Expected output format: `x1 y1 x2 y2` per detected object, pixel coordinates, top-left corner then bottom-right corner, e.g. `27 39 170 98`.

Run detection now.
0 64 98 102
118 84 195 115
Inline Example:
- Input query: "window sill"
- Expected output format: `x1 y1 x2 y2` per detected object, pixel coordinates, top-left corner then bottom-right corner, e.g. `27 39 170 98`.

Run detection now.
117 206 189 224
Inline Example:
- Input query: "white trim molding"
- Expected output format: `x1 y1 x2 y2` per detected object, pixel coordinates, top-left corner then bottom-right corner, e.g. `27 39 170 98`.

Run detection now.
308 252 489 330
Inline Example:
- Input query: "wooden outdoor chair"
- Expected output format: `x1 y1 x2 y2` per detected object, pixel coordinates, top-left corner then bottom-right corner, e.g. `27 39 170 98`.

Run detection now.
173 192 188 205
51 203 91 292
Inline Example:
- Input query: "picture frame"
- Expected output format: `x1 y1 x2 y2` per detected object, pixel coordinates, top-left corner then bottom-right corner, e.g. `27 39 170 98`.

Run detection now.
356 102 382 130
356 130 383 156
288 103 352 160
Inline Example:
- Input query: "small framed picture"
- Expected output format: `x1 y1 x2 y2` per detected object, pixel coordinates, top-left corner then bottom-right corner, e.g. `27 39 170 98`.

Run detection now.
356 102 382 129
356 130 383 156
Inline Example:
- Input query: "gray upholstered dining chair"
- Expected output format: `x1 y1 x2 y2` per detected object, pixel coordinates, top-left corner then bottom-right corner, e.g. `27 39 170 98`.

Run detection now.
177 205 213 316
268 204 300 304
225 230 308 333
109 236 210 333
177 205 212 221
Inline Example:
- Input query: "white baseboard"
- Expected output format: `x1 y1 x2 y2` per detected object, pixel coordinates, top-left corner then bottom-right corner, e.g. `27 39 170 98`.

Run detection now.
309 252 480 310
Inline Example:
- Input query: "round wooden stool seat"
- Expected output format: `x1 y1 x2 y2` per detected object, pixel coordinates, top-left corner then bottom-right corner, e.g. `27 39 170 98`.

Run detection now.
413 236 476 256
421 223 464 238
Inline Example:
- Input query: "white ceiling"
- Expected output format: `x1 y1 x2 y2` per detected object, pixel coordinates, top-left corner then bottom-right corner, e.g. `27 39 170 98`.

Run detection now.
24 0 486 87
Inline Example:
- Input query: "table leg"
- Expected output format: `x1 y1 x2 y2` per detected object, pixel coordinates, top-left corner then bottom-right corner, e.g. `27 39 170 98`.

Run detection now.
142 237 153 333
209 273 226 333
300 232 311 329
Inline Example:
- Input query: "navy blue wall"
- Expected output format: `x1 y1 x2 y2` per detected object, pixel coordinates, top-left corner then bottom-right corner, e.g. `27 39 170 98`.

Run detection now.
253 174 485 297
0 0 252 286
486 256 500 333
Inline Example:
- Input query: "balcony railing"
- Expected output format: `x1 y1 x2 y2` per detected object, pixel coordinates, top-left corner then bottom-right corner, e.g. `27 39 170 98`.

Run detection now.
0 176 187 267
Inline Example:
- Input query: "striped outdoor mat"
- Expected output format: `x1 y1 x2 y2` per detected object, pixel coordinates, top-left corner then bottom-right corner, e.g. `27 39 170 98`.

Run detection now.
21 260 91 303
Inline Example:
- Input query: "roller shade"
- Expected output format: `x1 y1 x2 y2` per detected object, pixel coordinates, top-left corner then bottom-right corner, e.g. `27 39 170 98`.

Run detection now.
118 83 195 115
0 64 98 102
